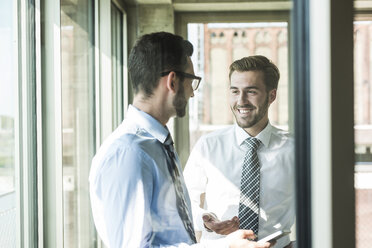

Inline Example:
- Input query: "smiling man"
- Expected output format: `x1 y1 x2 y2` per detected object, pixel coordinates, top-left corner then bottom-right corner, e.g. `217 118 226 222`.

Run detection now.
184 55 295 248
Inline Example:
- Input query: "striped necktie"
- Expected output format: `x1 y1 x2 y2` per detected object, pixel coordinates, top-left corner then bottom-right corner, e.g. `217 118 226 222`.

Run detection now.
238 137 262 236
164 134 197 243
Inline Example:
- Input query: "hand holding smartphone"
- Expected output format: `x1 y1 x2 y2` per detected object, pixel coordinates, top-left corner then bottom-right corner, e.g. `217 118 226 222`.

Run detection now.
257 230 291 243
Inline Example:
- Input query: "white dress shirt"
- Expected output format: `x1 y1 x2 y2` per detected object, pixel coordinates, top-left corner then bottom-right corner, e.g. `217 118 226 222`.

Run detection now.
184 123 295 248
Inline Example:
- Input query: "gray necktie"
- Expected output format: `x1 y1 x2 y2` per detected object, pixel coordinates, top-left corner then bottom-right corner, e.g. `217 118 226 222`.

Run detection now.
164 134 197 243
238 137 262 236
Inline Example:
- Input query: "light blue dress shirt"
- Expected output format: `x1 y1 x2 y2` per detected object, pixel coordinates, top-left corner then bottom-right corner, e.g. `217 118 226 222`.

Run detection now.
89 105 197 247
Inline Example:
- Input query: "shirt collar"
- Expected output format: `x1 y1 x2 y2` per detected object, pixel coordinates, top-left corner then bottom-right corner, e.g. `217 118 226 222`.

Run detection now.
235 122 273 148
126 104 169 144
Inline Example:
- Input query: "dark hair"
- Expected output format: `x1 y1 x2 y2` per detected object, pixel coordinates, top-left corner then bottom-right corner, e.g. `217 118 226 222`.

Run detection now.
128 32 194 97
229 55 280 91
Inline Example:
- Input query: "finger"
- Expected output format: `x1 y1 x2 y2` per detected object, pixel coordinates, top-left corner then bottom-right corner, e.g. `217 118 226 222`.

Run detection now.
202 214 212 222
237 229 256 240
232 216 240 226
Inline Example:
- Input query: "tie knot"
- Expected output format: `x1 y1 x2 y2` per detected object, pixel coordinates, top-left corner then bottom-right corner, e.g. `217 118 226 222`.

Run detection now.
244 137 261 151
164 133 174 146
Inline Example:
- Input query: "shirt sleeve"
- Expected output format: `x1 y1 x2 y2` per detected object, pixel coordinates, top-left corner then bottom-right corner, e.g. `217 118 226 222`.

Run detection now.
96 145 229 248
95 145 155 248
183 139 209 231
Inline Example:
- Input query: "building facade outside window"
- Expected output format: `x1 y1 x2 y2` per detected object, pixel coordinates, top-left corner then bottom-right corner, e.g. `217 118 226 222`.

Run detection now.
354 20 372 248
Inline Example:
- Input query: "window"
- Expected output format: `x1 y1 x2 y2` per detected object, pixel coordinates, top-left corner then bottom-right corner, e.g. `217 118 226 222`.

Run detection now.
0 1 16 247
176 5 297 242
111 3 125 126
61 0 96 246
0 0 356 247
354 19 372 248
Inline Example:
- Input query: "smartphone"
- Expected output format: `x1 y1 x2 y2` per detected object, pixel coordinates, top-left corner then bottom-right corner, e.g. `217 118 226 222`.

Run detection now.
257 230 291 243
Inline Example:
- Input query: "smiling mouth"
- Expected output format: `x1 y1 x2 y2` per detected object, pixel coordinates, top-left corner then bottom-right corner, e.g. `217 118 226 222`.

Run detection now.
238 109 251 114
237 107 255 114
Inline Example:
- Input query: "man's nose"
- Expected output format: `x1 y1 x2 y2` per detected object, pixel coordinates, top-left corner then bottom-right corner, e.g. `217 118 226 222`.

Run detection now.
237 92 248 105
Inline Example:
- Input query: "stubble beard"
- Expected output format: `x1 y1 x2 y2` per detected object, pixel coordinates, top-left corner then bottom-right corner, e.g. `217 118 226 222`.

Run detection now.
233 95 269 129
173 83 187 118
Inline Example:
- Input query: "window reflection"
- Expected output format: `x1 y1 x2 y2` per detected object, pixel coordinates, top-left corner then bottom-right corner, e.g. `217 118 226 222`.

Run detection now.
188 23 289 149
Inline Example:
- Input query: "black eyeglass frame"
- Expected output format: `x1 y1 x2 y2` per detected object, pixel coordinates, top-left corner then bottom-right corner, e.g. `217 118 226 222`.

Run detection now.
160 71 202 91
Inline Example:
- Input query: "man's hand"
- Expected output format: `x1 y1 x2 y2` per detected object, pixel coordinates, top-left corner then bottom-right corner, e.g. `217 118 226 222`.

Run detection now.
202 213 239 235
226 230 275 248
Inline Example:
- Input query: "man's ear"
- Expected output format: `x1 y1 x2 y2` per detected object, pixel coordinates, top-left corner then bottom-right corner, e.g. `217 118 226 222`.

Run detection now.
268 89 277 104
165 71 178 93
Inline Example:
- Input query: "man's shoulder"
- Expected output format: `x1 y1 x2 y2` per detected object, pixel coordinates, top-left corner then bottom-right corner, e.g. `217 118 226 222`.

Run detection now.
191 126 235 153
270 125 292 137
199 125 235 142
93 130 159 166
269 125 294 147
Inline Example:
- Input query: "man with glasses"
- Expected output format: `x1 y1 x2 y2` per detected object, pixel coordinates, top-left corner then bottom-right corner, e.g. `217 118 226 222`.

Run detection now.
89 32 273 248
184 56 295 248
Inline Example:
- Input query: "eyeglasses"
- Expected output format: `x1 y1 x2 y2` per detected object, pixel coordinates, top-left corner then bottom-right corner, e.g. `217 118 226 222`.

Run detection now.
160 71 202 91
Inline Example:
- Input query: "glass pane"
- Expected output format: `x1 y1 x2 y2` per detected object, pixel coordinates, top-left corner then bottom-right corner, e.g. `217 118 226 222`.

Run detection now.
354 20 372 248
0 1 16 247
187 21 295 245
188 23 289 149
61 0 96 247
111 3 124 126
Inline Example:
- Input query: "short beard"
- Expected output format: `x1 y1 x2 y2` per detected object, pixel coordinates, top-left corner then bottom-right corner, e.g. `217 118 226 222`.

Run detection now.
173 83 187 117
235 95 269 128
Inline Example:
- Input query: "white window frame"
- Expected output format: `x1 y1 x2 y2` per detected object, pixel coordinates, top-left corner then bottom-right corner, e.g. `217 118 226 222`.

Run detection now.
13 0 41 247
39 0 64 246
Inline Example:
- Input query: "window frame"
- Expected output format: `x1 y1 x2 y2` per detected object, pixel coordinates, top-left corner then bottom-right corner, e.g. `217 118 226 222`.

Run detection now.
12 0 40 246
111 0 128 127
40 0 64 246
